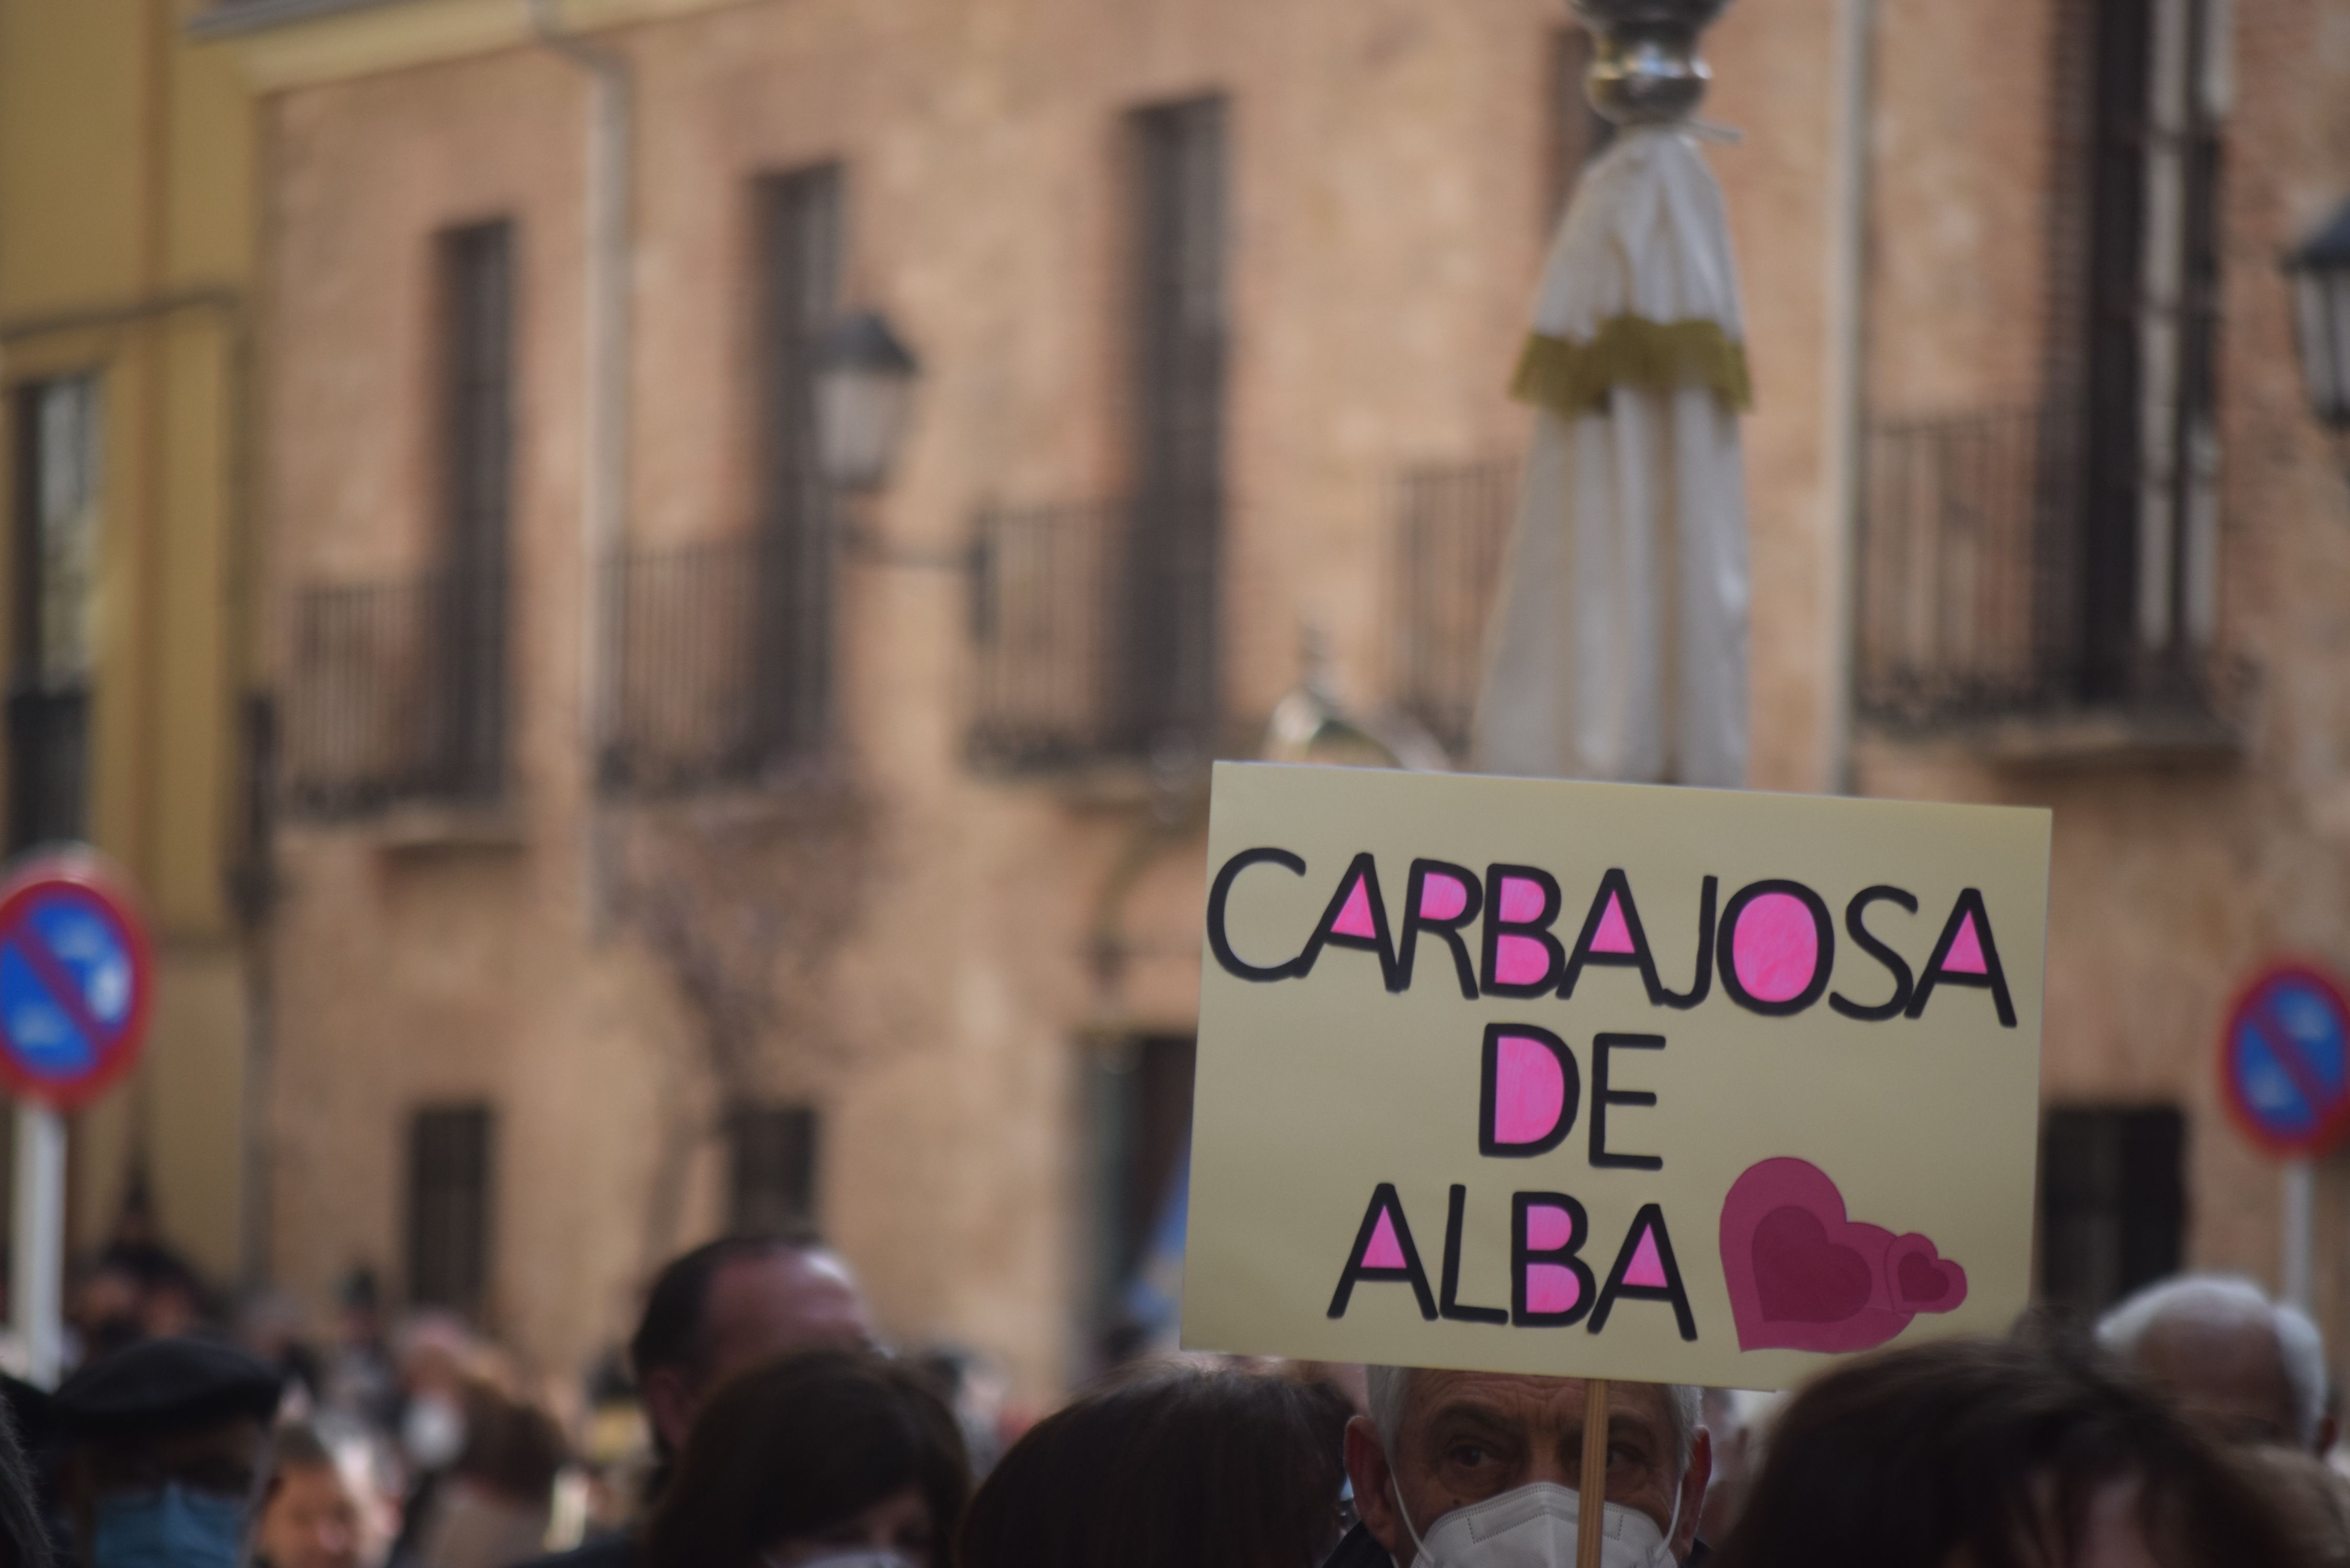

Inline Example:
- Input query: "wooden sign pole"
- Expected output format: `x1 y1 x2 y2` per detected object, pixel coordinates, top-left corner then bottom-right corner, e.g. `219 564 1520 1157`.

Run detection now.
1577 1378 1608 1568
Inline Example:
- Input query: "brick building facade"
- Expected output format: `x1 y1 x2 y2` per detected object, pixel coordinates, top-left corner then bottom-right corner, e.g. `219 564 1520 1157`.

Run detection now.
208 0 2350 1396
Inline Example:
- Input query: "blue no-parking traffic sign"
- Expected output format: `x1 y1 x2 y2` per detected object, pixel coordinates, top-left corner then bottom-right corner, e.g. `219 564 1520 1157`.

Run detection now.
0 851 153 1111
2221 963 2350 1158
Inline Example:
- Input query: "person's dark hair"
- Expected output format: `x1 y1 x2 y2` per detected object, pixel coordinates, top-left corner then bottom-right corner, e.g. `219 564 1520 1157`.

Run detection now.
644 1350 968 1568
1716 1332 2303 1568
448 1382 566 1505
960 1362 1353 1568
0 1389 53 1568
628 1234 809 1384
269 1422 335 1477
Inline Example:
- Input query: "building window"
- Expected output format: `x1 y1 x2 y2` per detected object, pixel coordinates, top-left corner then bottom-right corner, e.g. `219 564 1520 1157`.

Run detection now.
438 221 515 801
2039 1104 2184 1320
2065 0 2226 696
1123 97 1227 758
1087 1034 1196 1364
1852 0 2229 731
408 1105 494 1317
728 1104 820 1238
755 165 844 769
8 376 100 850
1545 25 1613 222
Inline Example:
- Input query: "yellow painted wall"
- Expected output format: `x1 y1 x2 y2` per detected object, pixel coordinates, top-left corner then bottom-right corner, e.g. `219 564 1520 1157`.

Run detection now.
0 0 258 1287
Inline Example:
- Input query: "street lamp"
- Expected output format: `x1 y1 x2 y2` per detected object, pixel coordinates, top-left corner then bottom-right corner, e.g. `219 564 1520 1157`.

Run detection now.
814 309 921 493
2287 198 2350 429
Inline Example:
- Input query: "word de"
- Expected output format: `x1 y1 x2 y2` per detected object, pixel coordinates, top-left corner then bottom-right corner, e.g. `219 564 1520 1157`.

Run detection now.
1327 1181 1697 1341
1208 849 2016 1026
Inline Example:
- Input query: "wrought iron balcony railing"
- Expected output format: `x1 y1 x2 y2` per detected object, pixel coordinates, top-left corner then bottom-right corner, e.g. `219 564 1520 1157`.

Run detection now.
966 495 1223 772
1854 407 2241 737
599 537 825 794
1391 458 1517 759
285 570 506 817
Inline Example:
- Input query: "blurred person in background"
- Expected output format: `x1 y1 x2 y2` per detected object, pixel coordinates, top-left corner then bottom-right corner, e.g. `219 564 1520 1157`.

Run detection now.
1333 1368 1709 1567
1694 1389 1775 1549
51 1335 283 1568
256 1425 386 1568
643 1349 966 1568
239 1297 326 1415
2095 1274 2333 1454
519 1235 873 1568
1715 1332 2300 1568
407 1387 565 1568
323 1272 399 1436
960 1361 1352 1568
2243 1445 2350 1567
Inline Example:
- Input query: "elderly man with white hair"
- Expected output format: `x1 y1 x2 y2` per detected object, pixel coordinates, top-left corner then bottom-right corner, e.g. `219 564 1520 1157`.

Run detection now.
2096 1274 2334 1453
1326 1366 1712 1567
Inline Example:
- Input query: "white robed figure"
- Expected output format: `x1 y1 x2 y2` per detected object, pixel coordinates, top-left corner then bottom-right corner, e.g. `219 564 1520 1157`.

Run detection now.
1474 2 1752 790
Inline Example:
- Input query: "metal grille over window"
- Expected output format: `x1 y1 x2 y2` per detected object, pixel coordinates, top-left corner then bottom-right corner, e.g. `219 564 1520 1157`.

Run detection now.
9 376 100 851
728 1104 820 1238
409 1105 494 1316
2039 1105 2185 1320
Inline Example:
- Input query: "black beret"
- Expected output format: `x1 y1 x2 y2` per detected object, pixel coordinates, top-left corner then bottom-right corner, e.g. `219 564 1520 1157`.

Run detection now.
52 1336 282 1441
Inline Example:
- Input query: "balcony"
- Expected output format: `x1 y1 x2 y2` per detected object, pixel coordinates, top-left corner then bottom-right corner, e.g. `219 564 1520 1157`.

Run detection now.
284 571 506 817
966 495 1222 774
1389 458 1517 760
1853 408 2243 759
600 537 828 794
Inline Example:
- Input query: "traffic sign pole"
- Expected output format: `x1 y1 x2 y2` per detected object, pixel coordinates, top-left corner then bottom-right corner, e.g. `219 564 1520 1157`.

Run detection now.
0 849 157 1388
2218 962 2350 1315
11 1101 64 1387
2284 1157 2316 1313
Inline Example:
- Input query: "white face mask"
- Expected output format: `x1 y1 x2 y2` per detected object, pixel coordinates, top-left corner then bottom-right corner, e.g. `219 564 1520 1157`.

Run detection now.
400 1392 466 1471
1394 1480 1680 1568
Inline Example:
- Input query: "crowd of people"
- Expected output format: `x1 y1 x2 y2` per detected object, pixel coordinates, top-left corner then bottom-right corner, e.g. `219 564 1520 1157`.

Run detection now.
0 1230 2342 1568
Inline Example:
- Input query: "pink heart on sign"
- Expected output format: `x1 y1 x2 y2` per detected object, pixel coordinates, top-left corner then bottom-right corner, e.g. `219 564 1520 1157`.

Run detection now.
1887 1233 1967 1310
1719 1158 1967 1353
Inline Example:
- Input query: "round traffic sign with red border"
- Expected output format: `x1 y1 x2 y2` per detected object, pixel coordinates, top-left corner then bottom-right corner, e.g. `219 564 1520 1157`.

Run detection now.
0 851 153 1111
2220 962 2350 1158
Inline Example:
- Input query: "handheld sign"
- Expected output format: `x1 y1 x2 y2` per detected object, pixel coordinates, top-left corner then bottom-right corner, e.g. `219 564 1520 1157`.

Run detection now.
2219 964 2350 1158
0 850 154 1111
1181 764 2050 1390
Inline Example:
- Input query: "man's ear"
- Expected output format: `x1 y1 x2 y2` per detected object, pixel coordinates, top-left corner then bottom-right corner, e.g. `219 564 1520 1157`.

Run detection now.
1672 1427 1712 1561
638 1365 698 1454
1345 1415 1411 1561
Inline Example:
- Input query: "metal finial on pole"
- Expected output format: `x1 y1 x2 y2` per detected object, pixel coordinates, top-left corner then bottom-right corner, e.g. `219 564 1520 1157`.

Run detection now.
1573 0 1733 126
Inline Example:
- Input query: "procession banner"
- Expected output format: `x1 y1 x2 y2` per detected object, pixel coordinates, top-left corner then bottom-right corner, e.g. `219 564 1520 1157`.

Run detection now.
1180 763 2050 1389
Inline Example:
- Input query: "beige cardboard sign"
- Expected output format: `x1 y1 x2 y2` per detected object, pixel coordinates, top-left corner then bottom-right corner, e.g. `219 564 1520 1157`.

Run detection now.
1181 763 2050 1390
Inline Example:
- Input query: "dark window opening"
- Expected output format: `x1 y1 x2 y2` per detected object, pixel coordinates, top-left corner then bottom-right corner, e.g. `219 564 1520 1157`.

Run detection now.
8 375 99 851
2039 1104 2185 1321
1088 1034 1196 1366
1123 98 1227 758
408 1105 494 1318
439 221 515 801
728 1104 821 1239
755 165 844 769
2058 0 2223 697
